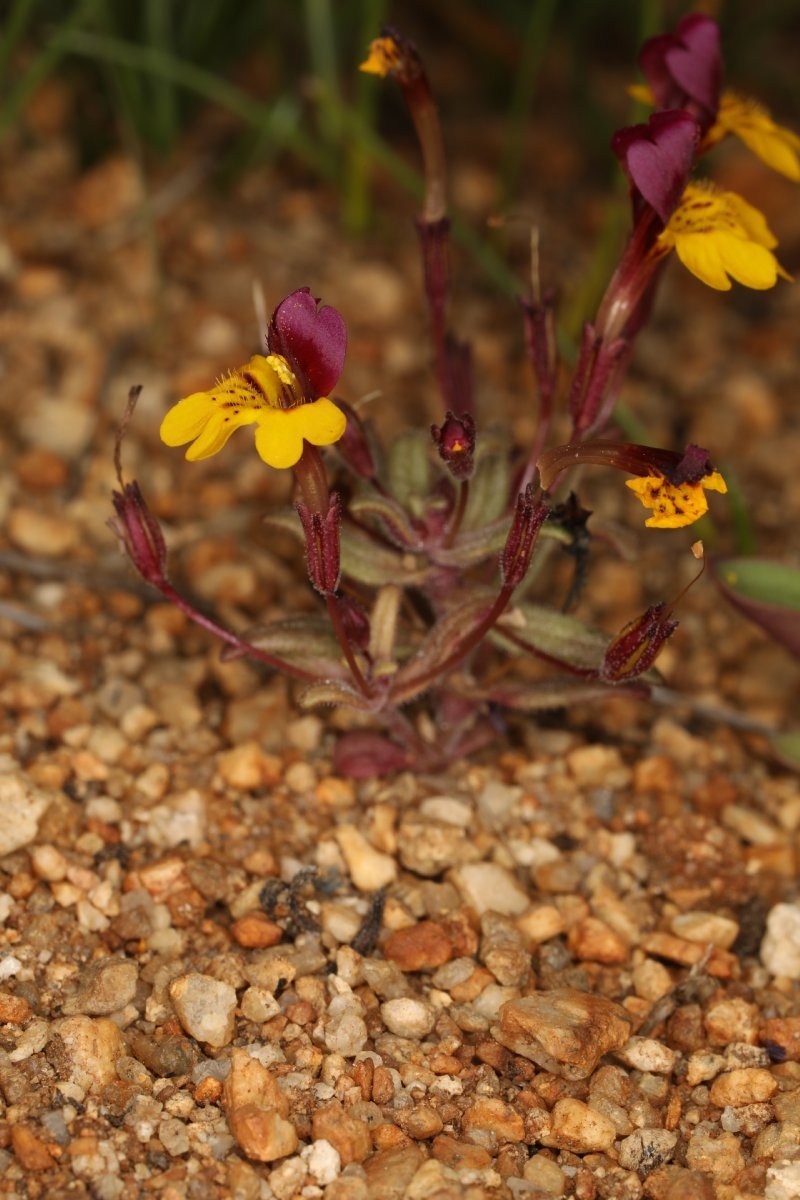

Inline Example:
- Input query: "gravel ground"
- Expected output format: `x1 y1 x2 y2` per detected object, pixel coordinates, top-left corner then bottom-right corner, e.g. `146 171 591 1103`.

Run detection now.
2 72 800 1200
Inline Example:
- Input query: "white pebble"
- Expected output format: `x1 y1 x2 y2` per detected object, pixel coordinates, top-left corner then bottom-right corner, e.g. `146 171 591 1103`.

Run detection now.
380 997 435 1039
761 903 800 979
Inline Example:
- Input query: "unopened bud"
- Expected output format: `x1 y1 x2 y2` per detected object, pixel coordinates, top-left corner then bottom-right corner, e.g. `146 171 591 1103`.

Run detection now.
501 486 549 588
109 482 168 586
431 411 476 480
601 603 678 681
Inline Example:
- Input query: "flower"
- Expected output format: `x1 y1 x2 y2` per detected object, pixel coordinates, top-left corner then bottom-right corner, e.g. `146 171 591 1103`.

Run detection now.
431 411 476 480
708 93 800 181
360 34 404 78
656 182 791 291
539 440 728 530
160 288 347 470
612 110 698 223
638 14 721 125
625 470 727 529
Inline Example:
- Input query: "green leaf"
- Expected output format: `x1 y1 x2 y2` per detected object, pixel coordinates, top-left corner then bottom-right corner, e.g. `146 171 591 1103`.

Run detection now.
713 558 800 657
349 494 421 549
494 603 609 671
486 678 650 710
298 680 372 711
222 615 345 675
462 449 511 530
387 430 433 515
339 526 427 588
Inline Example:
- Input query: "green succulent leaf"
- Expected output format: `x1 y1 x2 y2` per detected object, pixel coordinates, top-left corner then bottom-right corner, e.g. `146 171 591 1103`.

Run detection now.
486 678 650 709
221 615 345 675
390 591 496 702
462 450 511 530
339 525 427 588
493 603 609 671
713 558 800 657
349 494 422 549
297 680 373 711
387 430 433 514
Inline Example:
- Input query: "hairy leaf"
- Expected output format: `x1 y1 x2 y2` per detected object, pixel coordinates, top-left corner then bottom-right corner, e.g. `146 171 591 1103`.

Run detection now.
713 558 800 656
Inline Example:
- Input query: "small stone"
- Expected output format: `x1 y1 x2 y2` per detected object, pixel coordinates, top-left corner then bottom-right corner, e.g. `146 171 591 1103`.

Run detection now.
494 988 631 1080
567 916 628 964
541 1098 616 1153
766 1162 800 1200
708 1067 777 1107
704 997 760 1046
617 1128 678 1172
566 744 630 788
170 973 236 1047
240 986 281 1024
761 903 800 978
7 506 78 556
159 1117 190 1157
380 997 435 1039
685 1126 744 1182
301 1138 341 1185
53 1015 126 1093
61 958 138 1016
10 1126 57 1171
643 1165 714 1200
268 1157 306 1200
431 1134 492 1171
760 1016 800 1062
449 862 530 916
324 995 368 1057
670 910 739 949
0 992 32 1023
686 1051 727 1086
615 1036 677 1075
29 843 68 882
311 1101 372 1164
523 1153 566 1195
223 1048 298 1164
396 1104 444 1140
216 741 277 789
397 816 476 877
334 825 397 891
0 773 51 856
128 1029 194 1077
461 1097 525 1144
515 905 565 945
476 781 521 830
231 913 283 949
362 1144 425 1200
384 921 454 972
419 796 472 827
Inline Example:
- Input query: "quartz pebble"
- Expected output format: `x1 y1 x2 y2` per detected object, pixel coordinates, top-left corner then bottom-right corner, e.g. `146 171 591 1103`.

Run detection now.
380 997 435 1039
449 862 530 916
541 1098 616 1153
169 973 237 1047
334 824 397 891
670 910 739 949
53 1015 126 1093
61 957 138 1016
223 1048 298 1163
0 772 50 855
615 1036 677 1075
494 989 631 1080
708 1067 777 1107
761 903 800 978
617 1128 678 1171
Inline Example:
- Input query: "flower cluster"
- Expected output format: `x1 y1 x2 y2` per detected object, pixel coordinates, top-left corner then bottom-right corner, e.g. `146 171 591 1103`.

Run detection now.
112 16 796 775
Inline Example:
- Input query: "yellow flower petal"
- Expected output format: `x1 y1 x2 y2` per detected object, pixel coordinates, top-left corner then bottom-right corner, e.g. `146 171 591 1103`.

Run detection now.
160 393 216 447
713 92 800 182
658 182 791 291
253 398 346 470
625 471 726 529
360 36 402 77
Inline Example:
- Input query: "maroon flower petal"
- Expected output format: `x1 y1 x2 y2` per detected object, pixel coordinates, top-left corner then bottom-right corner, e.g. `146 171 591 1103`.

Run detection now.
612 111 698 224
268 287 347 398
639 14 721 119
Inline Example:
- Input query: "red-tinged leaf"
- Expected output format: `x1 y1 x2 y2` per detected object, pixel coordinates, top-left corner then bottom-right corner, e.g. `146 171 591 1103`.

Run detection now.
713 558 800 657
332 730 410 777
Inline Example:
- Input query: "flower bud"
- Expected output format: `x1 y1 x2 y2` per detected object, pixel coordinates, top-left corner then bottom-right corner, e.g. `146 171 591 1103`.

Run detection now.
431 411 476 481
109 482 168 586
501 486 549 588
601 603 678 681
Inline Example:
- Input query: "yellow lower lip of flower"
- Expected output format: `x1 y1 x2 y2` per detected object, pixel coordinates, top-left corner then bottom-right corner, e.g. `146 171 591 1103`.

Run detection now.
658 183 791 292
159 354 346 469
626 470 727 529
360 36 402 77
